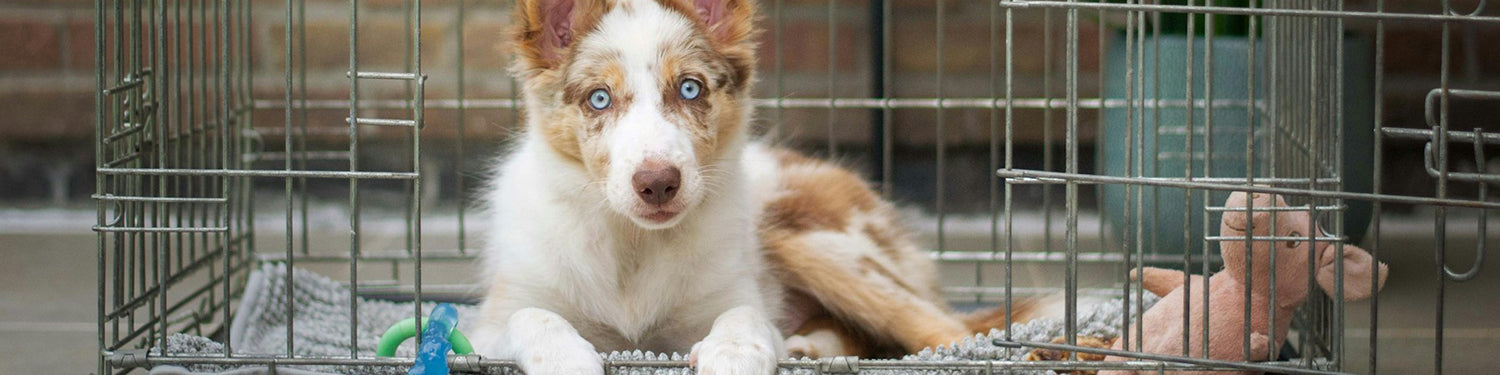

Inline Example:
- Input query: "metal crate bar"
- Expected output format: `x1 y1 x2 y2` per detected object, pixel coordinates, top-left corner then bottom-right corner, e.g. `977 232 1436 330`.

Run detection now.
932 251 1225 264
96 167 417 180
349 71 419 81
1204 204 1346 212
997 169 1500 210
995 0 1500 24
254 249 477 262
100 70 150 95
1382 127 1500 145
1006 176 1342 186
93 226 229 233
90 195 229 204
347 117 417 127
102 123 150 144
1203 235 1346 242
244 151 351 163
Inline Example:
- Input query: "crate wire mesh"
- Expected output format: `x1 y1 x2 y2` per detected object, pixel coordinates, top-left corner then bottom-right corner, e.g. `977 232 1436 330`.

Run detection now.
93 0 1500 374
94 0 256 371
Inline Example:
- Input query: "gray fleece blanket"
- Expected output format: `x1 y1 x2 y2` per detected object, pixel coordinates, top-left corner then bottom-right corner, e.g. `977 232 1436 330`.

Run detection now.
158 264 1156 375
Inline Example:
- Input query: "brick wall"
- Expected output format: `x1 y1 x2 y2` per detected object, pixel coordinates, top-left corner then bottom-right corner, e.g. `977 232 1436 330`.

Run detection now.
0 1 94 142
0 0 1495 205
0 1 95 203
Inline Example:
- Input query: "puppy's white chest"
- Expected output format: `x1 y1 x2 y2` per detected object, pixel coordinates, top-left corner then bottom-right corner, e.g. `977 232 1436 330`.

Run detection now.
570 247 720 351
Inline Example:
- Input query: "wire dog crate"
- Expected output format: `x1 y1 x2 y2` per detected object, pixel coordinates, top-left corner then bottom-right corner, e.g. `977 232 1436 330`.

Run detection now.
94 0 1499 374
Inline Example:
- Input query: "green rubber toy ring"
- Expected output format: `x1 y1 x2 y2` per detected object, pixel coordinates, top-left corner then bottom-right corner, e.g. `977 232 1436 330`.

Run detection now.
376 317 475 357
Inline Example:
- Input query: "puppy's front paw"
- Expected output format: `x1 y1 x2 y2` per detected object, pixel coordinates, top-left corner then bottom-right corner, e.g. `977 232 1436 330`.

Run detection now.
517 345 603 375
690 334 779 375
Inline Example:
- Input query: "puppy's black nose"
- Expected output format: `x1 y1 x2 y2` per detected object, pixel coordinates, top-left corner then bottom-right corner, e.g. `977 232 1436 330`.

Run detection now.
632 160 681 206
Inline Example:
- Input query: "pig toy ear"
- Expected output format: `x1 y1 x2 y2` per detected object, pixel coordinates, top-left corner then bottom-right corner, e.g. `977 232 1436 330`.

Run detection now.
1316 242 1389 301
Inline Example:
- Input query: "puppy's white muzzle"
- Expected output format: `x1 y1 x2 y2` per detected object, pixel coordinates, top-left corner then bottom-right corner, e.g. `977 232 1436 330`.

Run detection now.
605 108 701 229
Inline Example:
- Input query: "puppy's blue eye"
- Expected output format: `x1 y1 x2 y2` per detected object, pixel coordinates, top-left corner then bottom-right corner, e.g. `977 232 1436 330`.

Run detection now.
588 89 611 110
679 79 701 100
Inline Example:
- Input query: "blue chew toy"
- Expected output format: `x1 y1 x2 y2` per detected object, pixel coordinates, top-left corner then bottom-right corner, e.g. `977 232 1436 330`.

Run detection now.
377 303 465 375
409 303 458 375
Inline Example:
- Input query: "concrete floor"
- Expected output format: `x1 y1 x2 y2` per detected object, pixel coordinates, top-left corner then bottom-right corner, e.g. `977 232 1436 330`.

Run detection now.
1 211 99 375
1 208 1496 374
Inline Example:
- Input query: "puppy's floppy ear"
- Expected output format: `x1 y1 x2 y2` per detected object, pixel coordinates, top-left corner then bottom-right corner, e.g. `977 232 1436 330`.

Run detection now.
512 0 607 74
686 0 756 47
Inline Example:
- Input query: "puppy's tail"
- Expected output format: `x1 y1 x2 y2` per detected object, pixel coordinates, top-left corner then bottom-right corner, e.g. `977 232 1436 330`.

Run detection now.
959 294 1079 333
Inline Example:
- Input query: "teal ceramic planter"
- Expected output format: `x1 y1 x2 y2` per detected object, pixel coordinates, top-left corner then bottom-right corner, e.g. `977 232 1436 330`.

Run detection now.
1098 33 1373 260
1099 33 1260 259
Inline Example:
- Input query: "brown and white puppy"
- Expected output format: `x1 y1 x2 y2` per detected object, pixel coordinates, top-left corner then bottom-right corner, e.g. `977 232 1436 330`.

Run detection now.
472 0 1041 373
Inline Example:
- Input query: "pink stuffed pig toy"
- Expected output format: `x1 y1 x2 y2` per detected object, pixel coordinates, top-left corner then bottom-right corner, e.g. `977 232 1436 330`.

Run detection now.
1099 192 1389 375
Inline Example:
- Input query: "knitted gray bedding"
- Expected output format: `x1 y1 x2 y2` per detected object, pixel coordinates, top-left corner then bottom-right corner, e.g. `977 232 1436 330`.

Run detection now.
156 264 1157 375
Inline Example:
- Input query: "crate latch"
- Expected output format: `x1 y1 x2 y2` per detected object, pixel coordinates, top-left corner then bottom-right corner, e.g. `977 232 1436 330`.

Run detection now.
818 356 859 373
